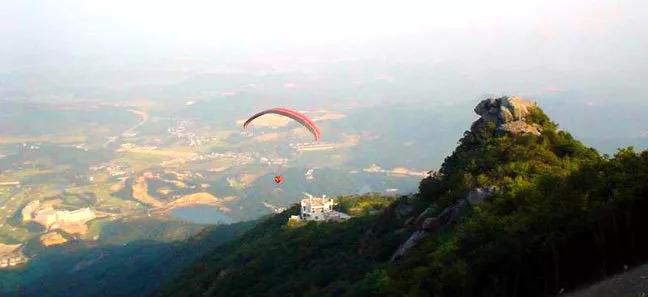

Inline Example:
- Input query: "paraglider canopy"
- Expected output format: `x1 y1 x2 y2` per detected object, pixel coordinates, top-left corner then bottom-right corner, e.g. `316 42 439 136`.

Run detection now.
243 107 321 141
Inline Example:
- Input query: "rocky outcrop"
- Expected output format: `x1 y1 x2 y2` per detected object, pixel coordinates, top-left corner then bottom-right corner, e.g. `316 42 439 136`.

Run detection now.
391 97 539 263
471 96 541 137
389 230 429 262
437 199 469 226
500 120 542 136
466 187 496 205
414 206 437 225
421 217 440 230
40 232 68 247
390 187 496 263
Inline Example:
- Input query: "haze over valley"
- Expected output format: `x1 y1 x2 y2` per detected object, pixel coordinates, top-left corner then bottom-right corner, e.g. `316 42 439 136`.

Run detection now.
1 0 647 296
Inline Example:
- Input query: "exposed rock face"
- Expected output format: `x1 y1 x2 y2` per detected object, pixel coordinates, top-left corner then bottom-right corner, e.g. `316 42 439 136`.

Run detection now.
391 188 495 263
414 206 436 225
437 199 469 226
471 96 541 137
421 217 440 230
466 187 496 205
390 230 429 263
40 232 68 247
22 200 97 235
390 200 469 263
500 121 541 136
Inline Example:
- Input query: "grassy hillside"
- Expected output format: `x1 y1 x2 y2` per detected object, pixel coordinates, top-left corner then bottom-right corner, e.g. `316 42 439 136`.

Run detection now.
157 99 648 297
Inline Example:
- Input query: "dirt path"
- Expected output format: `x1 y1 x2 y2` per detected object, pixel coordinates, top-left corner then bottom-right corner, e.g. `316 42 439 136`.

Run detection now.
564 264 648 297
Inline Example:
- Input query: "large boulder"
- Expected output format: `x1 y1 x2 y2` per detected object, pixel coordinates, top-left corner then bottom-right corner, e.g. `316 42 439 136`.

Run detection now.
390 199 470 263
437 199 468 226
390 186 498 263
466 187 496 205
414 206 436 225
421 217 440 231
390 230 428 263
471 96 541 136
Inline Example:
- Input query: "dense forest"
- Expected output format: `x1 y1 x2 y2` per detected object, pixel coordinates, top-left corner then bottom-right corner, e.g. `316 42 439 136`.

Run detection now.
157 97 648 297
0 220 255 297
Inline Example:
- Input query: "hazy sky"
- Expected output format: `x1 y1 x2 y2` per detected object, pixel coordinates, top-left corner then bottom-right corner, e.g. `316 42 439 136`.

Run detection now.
1 0 646 104
0 0 647 152
3 1 646 61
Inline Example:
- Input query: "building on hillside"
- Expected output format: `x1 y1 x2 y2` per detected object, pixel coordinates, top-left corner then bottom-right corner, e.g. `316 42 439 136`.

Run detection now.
294 194 351 222
0 244 28 269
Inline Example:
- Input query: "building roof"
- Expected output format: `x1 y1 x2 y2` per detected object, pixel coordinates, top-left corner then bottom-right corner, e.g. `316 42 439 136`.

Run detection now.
301 197 333 207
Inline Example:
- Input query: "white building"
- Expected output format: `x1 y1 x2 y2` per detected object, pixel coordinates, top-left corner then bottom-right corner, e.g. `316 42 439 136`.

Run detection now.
296 194 350 222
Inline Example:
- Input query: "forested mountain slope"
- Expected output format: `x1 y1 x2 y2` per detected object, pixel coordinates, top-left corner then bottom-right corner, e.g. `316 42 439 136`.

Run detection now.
0 219 254 297
157 97 648 297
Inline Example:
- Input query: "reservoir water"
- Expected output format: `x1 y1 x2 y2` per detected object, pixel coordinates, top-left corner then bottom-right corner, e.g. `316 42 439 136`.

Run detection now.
170 205 234 225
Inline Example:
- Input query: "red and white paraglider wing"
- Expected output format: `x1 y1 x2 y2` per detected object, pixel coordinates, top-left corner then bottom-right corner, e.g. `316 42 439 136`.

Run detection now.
243 107 321 141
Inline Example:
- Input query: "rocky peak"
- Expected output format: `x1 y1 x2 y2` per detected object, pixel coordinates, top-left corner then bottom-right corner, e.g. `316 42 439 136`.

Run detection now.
470 96 541 137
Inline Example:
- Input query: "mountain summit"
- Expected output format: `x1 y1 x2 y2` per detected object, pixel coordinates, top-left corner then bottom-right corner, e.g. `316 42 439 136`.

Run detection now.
157 97 648 297
471 96 541 137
